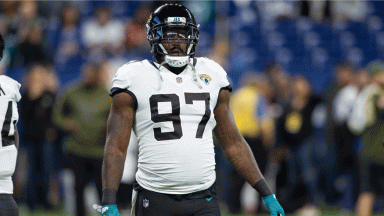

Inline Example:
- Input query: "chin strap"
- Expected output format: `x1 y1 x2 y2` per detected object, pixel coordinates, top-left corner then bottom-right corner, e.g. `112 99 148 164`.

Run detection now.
158 56 202 90
189 61 202 89
164 55 190 68
158 61 166 90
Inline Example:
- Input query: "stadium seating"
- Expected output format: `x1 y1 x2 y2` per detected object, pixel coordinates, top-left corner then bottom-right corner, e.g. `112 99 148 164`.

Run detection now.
226 0 384 93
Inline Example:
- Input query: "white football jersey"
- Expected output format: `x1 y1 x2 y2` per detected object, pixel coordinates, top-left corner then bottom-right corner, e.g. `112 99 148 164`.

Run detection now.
111 57 231 194
0 75 21 194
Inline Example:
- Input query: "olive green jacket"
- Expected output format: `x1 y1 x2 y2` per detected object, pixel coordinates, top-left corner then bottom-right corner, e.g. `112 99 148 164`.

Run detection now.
362 85 384 164
53 83 111 159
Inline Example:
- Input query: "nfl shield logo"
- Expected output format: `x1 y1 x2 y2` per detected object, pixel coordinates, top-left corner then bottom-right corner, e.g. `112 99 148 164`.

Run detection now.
176 77 183 83
143 199 149 208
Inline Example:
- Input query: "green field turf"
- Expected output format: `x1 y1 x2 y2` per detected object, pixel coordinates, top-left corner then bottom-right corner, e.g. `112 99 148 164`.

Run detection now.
18 206 383 216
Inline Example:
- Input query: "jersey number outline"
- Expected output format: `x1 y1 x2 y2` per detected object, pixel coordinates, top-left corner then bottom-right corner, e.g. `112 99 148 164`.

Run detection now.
1 101 15 147
150 93 211 141
0 85 5 96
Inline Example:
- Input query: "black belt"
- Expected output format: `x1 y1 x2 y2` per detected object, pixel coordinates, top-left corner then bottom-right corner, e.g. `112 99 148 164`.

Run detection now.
0 194 13 199
133 181 217 201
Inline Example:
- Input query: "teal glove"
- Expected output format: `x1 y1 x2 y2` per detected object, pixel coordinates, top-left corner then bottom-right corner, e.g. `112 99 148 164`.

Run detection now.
93 204 121 216
262 194 285 216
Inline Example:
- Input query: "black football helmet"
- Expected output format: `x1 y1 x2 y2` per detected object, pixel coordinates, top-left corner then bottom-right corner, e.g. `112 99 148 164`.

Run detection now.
146 3 199 65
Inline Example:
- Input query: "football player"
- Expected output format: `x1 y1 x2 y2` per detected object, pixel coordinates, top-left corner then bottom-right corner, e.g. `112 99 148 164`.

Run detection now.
0 33 21 215
94 4 285 216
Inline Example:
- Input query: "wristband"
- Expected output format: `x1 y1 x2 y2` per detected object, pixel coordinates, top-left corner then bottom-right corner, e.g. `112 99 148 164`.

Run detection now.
101 189 117 205
252 179 273 197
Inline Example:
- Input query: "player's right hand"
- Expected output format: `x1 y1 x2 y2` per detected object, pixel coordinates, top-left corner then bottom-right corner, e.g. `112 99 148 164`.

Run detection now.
93 204 121 216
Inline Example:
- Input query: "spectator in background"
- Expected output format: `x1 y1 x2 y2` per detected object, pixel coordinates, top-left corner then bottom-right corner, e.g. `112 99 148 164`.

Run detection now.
16 1 45 42
277 75 321 215
42 64 63 208
348 67 376 135
355 61 384 216
0 21 11 74
48 2 83 84
20 62 59 212
81 5 125 59
17 24 49 67
229 72 275 214
208 40 231 70
1 1 47 69
322 62 355 205
256 1 299 22
52 62 111 216
0 1 20 33
347 67 370 157
331 0 369 24
124 4 151 51
299 0 368 25
50 3 81 65
332 64 360 214
265 62 291 106
300 0 331 23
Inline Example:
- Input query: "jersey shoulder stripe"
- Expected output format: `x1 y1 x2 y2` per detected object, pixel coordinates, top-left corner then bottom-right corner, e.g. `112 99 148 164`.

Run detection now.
109 87 138 110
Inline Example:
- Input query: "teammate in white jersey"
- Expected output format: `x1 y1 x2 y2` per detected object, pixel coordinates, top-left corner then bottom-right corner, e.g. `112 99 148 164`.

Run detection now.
95 4 285 216
0 33 20 215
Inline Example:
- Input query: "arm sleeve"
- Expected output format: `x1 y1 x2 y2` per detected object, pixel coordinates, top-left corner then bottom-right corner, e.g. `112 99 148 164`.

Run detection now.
217 68 232 91
110 64 133 92
109 63 139 110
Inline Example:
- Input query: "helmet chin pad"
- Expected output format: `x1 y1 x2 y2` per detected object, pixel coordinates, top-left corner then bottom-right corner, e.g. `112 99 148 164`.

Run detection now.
164 55 190 67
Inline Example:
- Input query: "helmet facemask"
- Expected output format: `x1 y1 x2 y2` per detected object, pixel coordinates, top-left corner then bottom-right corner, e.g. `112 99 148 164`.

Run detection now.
147 20 199 67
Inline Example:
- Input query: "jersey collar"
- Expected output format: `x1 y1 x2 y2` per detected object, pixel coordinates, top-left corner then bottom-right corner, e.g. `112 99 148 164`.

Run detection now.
148 58 197 76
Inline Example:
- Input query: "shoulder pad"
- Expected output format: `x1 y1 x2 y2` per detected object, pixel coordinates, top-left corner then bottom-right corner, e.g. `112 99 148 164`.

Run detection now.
0 75 21 102
114 60 144 78
111 60 148 92
195 58 231 91
197 57 227 75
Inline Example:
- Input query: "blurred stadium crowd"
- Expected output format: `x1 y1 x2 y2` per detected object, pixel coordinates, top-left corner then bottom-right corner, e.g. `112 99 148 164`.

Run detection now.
1 0 384 215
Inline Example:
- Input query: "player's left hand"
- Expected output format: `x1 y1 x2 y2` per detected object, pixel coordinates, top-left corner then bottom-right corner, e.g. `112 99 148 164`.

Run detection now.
262 194 285 216
93 204 121 216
